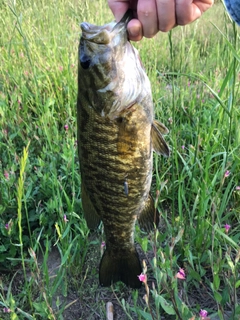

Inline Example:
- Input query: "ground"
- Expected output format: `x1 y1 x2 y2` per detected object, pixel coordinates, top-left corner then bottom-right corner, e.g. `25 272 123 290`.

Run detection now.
2 233 235 320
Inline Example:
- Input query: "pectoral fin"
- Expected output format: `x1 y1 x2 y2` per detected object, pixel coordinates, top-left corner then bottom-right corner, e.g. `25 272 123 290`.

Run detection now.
81 183 101 229
138 194 159 232
151 120 170 157
153 119 169 134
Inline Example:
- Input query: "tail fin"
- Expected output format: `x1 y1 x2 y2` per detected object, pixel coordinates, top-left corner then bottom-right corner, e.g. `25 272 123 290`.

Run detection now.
99 247 142 288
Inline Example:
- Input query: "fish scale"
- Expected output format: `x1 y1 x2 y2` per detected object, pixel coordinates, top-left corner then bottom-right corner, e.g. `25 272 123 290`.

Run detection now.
77 10 169 288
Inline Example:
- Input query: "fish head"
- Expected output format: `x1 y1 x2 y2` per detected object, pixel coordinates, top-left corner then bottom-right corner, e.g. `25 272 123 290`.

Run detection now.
78 11 152 119
80 12 130 70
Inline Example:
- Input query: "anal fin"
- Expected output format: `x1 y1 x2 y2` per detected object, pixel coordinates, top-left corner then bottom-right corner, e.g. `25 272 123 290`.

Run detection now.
151 120 170 156
138 194 159 232
81 183 101 229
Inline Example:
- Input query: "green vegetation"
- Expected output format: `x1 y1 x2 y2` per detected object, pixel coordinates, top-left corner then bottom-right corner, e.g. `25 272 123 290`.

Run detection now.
0 0 239 319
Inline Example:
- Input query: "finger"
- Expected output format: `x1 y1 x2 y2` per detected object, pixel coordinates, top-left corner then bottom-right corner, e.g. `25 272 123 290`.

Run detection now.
156 0 176 32
176 0 214 25
107 0 130 21
127 19 143 41
137 0 158 38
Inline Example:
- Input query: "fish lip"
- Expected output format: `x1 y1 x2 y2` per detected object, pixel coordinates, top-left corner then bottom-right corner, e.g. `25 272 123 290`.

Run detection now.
81 22 113 33
81 22 91 31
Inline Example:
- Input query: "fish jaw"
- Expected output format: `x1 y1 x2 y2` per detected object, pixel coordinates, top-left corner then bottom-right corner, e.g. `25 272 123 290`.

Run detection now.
80 9 132 46
79 12 129 70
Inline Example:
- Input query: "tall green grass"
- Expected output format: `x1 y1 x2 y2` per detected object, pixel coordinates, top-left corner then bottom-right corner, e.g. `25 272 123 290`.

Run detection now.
0 0 239 319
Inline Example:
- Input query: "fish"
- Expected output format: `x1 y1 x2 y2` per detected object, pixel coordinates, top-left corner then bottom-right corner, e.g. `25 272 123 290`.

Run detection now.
77 10 169 288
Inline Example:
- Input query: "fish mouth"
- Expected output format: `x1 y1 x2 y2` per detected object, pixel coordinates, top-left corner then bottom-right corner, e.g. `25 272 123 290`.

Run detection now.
80 10 133 44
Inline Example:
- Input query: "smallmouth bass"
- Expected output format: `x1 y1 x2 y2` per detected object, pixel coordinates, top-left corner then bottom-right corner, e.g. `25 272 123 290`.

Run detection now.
77 10 169 288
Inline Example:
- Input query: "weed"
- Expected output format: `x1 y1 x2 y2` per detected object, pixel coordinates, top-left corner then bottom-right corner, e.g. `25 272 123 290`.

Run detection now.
0 0 239 319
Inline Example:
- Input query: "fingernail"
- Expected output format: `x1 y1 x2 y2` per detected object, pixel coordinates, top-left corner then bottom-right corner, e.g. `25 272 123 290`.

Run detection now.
128 26 141 38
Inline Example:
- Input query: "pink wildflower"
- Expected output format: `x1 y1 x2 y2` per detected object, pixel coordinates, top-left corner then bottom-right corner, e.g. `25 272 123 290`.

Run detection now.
64 124 69 131
199 309 208 317
236 186 240 190
138 273 147 283
63 214 69 223
224 170 230 178
4 170 9 180
176 268 185 280
224 224 231 233
3 307 11 313
5 219 13 232
181 145 185 150
100 241 106 256
199 309 209 319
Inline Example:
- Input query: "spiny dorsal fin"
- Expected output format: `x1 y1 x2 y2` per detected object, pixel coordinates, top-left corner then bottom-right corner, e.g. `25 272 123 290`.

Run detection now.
151 120 170 157
138 194 159 233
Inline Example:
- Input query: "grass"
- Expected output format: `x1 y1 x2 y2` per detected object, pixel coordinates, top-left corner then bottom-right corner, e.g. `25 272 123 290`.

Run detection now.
0 0 239 319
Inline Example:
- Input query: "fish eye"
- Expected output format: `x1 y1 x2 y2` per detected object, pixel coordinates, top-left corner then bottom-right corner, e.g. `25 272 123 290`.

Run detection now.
80 52 91 69
80 59 91 69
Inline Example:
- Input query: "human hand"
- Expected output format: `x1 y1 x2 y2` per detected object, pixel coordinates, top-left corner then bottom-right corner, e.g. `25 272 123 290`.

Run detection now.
108 0 214 41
